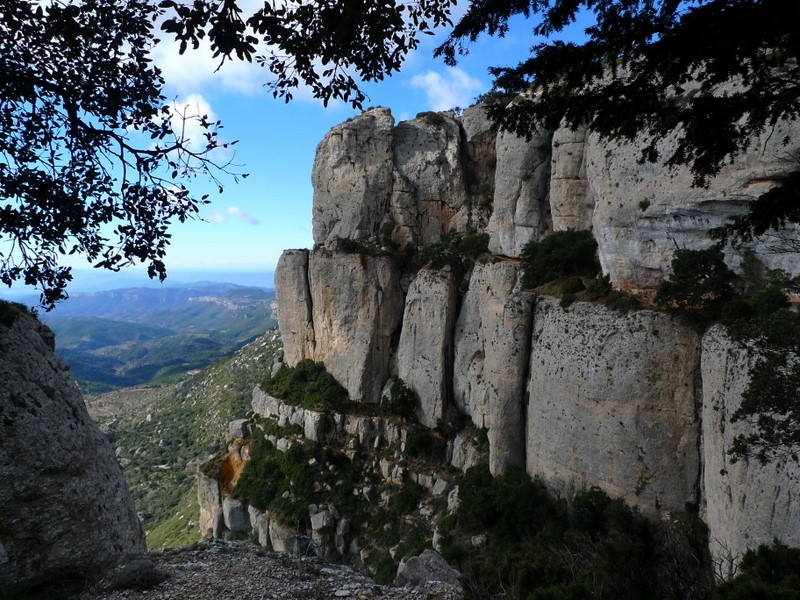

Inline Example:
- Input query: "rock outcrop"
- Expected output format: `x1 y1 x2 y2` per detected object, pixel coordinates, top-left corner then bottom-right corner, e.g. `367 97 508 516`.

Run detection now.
391 112 470 247
588 120 800 294
199 390 472 561
308 251 404 403
275 249 314 365
271 104 800 566
0 305 145 587
549 123 591 232
487 126 552 256
312 107 395 246
397 267 458 428
452 261 533 475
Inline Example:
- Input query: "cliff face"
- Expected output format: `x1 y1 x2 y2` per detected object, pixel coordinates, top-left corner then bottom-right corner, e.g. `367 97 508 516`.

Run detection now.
0 305 145 587
701 326 800 569
275 106 800 563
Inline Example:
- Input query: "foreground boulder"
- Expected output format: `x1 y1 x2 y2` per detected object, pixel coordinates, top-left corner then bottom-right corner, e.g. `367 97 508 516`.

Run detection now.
0 304 145 587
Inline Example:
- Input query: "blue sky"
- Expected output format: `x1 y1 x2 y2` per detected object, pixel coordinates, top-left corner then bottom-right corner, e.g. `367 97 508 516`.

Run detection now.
6 6 590 297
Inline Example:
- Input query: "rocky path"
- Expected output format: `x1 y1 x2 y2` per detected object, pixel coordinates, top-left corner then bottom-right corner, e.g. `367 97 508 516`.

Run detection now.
81 541 461 600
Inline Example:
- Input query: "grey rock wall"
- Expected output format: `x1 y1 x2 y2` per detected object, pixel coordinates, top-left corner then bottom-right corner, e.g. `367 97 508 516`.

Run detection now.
312 108 395 246
390 112 469 247
701 326 800 569
308 251 404 403
487 126 552 256
275 249 314 365
588 120 800 294
272 104 800 565
549 124 591 232
396 267 458 428
452 262 534 475
0 307 145 587
526 298 700 514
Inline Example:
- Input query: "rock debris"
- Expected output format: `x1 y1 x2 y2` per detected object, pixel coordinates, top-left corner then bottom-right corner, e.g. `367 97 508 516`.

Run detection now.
82 541 461 600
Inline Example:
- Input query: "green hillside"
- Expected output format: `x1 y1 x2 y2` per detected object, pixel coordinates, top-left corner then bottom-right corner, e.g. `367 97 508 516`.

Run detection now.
51 316 173 350
46 284 277 392
85 330 284 550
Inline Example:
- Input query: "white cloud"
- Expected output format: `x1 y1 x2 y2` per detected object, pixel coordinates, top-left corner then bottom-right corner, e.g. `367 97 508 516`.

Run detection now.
152 0 268 96
209 205 260 225
228 205 260 225
410 68 485 111
153 35 268 97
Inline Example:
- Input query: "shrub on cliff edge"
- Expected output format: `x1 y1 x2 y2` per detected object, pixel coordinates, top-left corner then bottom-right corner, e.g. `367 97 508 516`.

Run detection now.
520 231 599 289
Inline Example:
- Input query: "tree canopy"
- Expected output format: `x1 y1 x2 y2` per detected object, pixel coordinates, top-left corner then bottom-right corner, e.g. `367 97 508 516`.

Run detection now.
0 0 454 307
439 0 800 187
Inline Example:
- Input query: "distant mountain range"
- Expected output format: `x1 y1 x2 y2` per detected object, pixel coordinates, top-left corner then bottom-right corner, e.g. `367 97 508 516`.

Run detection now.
42 283 278 393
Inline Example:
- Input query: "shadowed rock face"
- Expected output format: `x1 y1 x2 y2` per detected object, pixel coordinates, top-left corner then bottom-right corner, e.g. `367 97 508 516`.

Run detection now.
701 326 800 569
308 251 404 403
452 261 534 476
0 305 145 587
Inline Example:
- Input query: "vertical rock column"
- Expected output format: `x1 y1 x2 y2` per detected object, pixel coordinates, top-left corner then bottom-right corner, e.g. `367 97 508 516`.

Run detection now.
311 107 395 246
701 325 800 569
275 249 314 366
549 123 592 232
486 126 553 257
452 262 534 475
308 251 404 403
526 298 700 515
460 103 498 234
396 267 459 428
390 112 469 247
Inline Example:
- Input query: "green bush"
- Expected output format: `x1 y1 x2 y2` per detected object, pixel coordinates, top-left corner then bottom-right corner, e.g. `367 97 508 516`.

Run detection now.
261 360 349 411
456 464 554 543
416 231 489 274
717 261 800 462
379 378 418 419
405 424 444 459
520 231 599 289
230 437 282 512
417 111 448 127
231 438 316 521
713 541 800 599
655 246 737 324
336 237 368 254
443 468 710 600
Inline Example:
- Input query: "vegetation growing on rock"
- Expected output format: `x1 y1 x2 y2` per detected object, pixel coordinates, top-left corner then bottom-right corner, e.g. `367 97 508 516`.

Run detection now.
86 330 283 550
656 247 800 462
519 230 599 289
261 359 350 412
440 465 712 600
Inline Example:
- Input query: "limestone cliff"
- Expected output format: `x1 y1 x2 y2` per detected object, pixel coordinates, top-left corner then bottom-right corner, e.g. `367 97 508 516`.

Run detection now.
701 326 800 571
0 304 145 587
273 105 800 564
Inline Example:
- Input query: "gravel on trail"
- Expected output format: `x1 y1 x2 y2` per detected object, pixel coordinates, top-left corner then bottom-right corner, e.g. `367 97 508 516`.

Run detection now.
80 540 462 600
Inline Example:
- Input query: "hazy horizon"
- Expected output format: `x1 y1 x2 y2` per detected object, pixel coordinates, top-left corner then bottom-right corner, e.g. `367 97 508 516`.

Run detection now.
1 266 275 304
